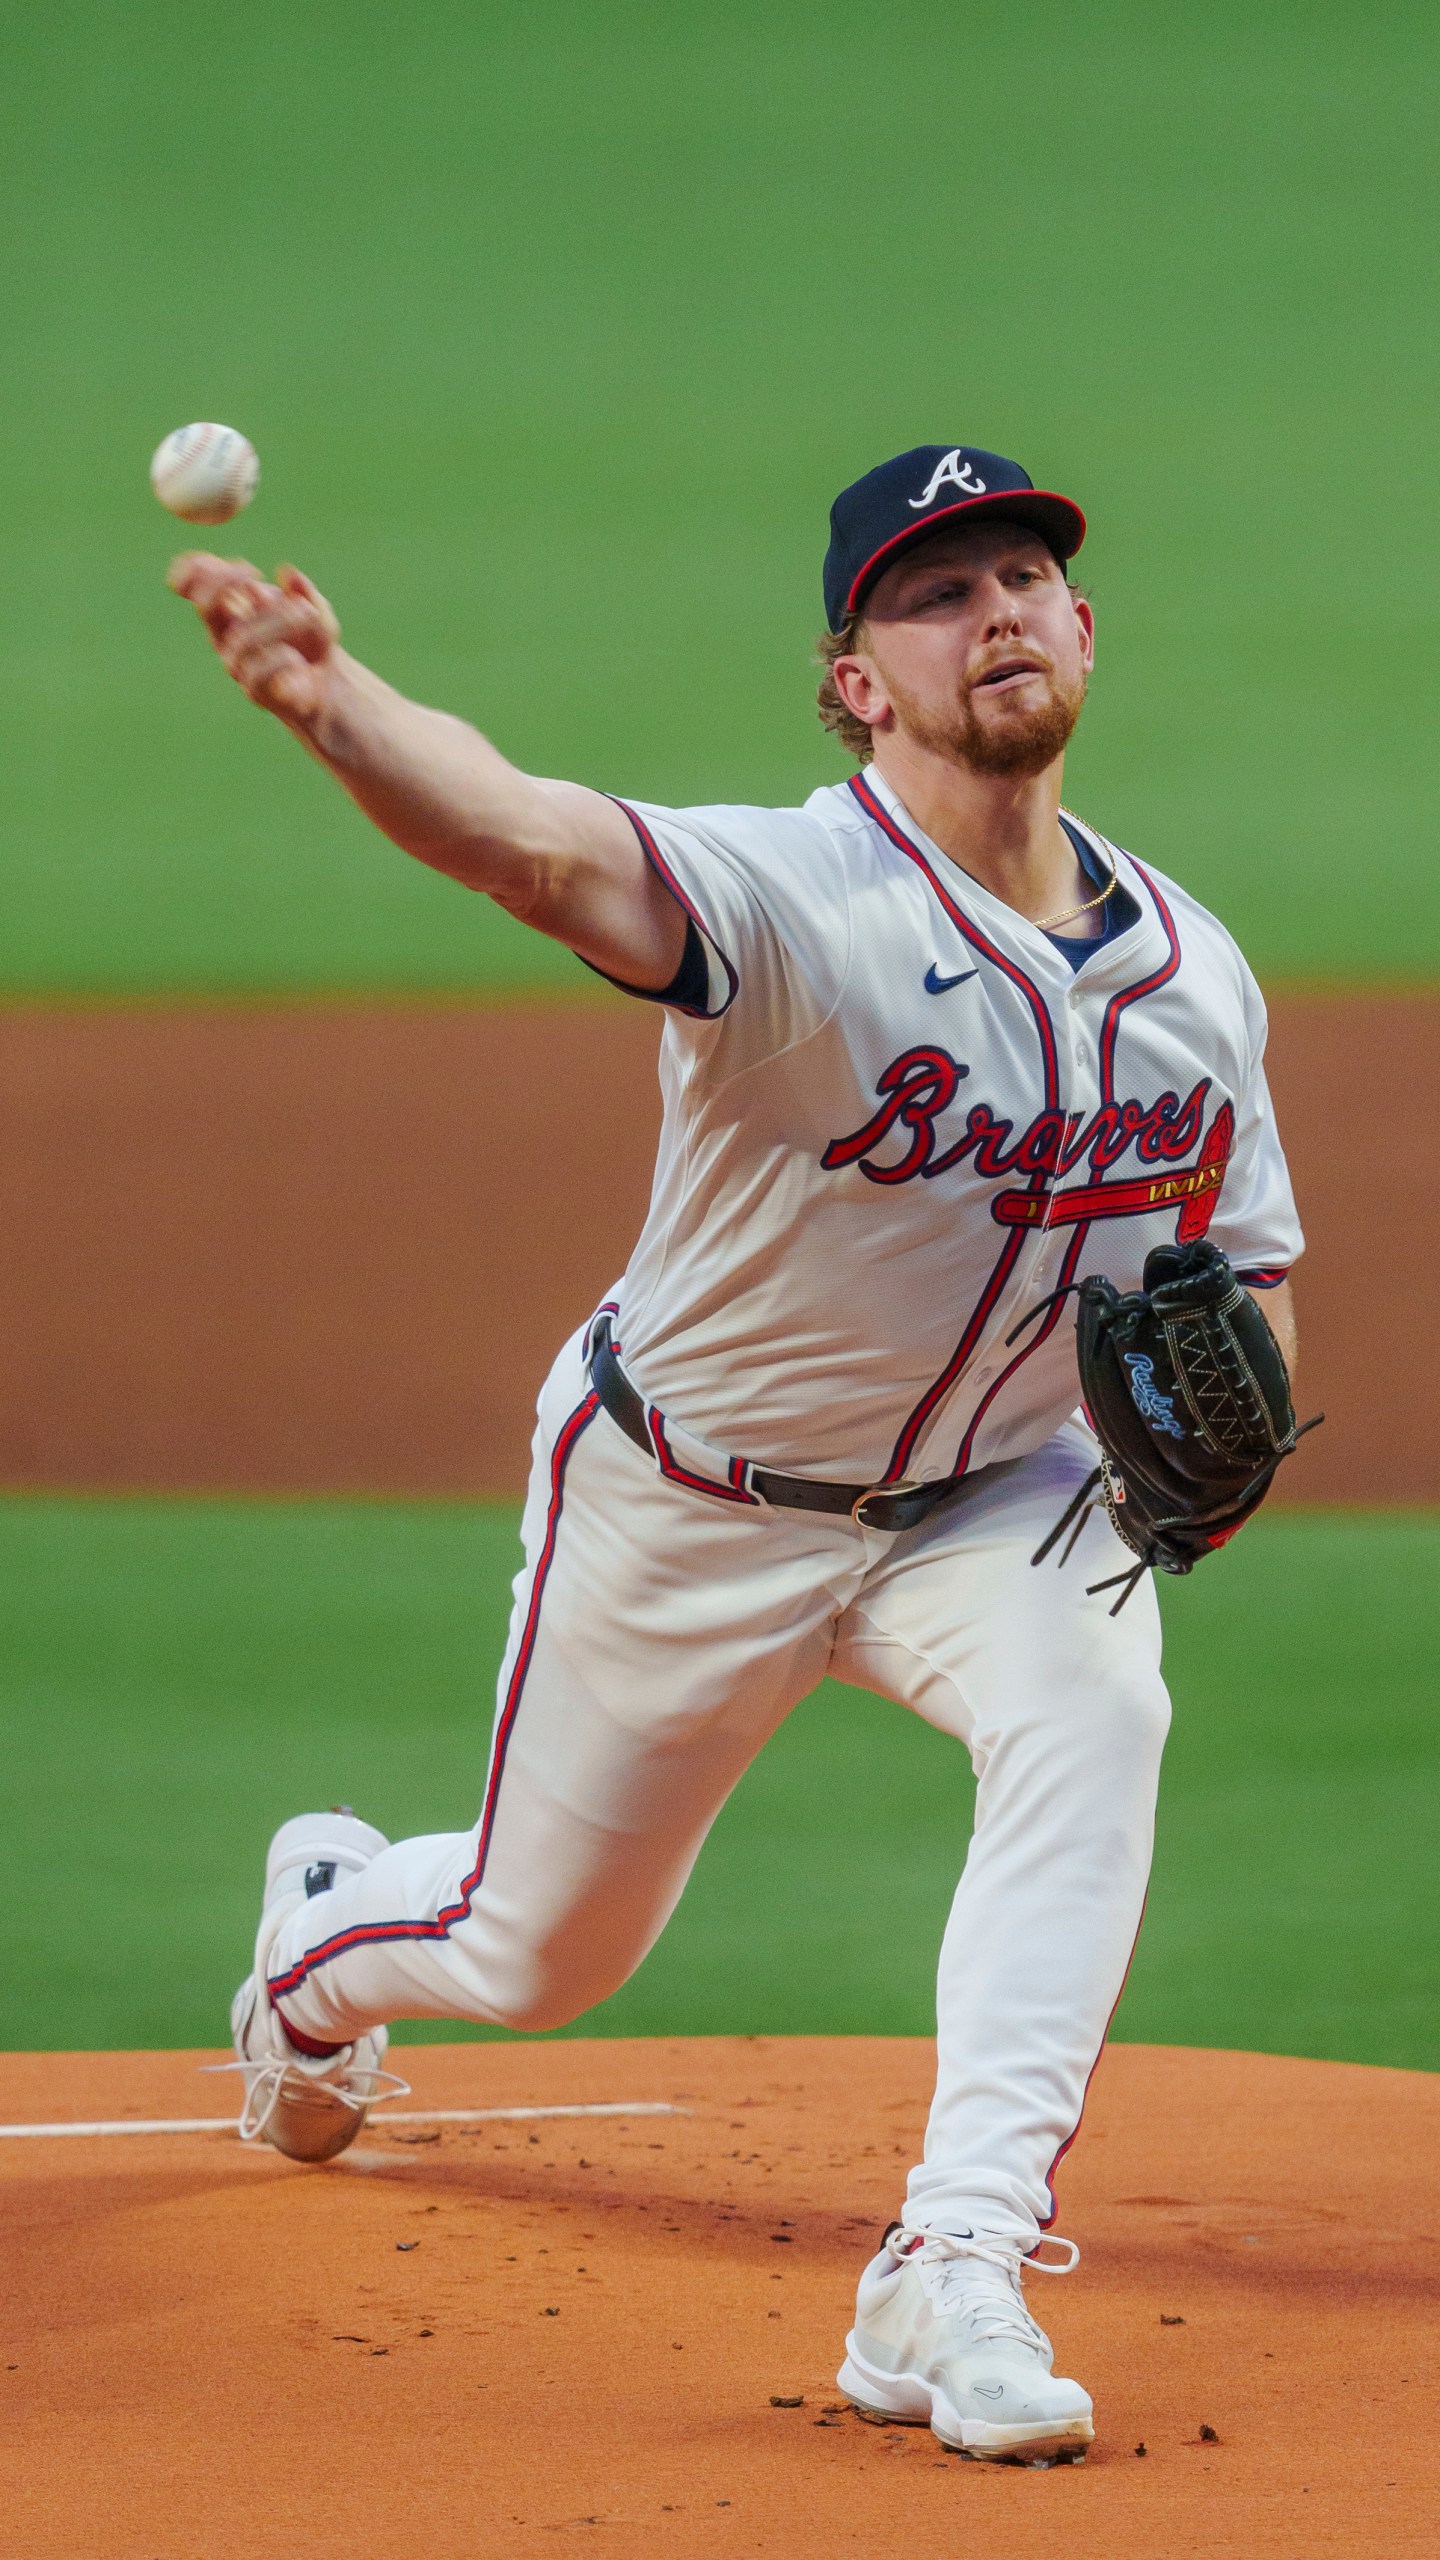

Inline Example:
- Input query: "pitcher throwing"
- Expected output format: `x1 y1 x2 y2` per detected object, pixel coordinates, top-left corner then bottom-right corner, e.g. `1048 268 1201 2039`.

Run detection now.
173 443 1303 2465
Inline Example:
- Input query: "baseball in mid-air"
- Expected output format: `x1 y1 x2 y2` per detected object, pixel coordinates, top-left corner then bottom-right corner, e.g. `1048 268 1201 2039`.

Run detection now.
149 422 259 525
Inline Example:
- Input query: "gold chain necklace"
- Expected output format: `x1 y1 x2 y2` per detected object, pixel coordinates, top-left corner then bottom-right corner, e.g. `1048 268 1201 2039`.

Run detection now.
1034 853 1119 935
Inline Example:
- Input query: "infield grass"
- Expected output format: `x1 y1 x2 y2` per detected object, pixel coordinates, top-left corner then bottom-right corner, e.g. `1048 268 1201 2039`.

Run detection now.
1 1 1437 993
0 1496 1433 2070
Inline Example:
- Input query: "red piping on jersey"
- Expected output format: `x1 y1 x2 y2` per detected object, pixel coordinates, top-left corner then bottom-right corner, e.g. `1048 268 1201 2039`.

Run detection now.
843 491 1087 617
989 880 1181 2011
947 854 1185 1468
849 774 1060 1111
884 1226 1029 1480
1097 855 1181 1100
849 773 1060 1480
648 1406 759 1505
949 1225 1088 1476
610 799 738 1019
267 1389 601 2013
583 1299 622 1360
1038 1888 1150 2230
849 785 1195 1483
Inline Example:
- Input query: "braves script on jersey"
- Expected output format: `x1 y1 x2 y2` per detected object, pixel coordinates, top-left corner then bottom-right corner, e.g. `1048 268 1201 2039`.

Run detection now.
608 765 1302 1485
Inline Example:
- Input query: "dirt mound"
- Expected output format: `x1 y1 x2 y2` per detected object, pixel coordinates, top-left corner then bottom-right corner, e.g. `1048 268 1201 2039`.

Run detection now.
1 2036 1435 2555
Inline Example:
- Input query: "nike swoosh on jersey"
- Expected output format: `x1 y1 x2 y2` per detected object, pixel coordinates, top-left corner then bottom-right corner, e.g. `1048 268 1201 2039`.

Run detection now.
923 962 979 994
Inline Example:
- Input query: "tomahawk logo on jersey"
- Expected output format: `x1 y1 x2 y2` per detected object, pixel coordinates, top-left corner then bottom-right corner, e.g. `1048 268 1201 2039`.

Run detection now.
606 763 1301 1493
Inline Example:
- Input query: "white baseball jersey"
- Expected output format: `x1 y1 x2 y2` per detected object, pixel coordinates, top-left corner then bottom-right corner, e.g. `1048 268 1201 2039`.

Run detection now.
605 766 1302 1487
262 741 1291 2276
268 769 1290 2260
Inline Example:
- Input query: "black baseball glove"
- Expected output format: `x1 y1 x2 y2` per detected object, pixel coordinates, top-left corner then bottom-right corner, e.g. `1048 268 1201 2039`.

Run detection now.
1024 1240 1320 1613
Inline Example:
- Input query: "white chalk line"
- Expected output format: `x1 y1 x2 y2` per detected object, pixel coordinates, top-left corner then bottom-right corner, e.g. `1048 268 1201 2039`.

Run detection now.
0 2100 685 2142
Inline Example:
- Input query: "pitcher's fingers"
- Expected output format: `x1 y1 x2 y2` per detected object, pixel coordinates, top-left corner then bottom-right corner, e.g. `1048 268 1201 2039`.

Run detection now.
219 592 331 675
215 579 289 635
220 623 304 689
275 563 340 641
166 550 223 598
225 637 313 708
168 552 264 609
172 557 281 656
259 582 337 660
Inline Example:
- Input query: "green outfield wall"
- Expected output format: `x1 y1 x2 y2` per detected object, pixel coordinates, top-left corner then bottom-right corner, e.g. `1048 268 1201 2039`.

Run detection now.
1 0 1436 993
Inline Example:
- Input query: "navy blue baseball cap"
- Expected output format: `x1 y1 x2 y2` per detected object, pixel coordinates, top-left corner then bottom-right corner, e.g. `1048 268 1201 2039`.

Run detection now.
823 445 1086 632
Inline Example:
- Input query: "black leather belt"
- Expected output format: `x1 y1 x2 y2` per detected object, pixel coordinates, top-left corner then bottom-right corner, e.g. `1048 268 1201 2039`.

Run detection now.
588 1315 976 1535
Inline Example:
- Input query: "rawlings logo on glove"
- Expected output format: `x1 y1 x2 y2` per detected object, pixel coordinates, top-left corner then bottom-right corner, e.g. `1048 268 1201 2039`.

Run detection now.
1122 1351 1186 1440
1018 1241 1322 1613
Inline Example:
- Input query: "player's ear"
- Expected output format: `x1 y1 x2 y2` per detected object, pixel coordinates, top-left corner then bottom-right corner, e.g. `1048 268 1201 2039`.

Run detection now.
1071 588 1095 670
830 648 892 731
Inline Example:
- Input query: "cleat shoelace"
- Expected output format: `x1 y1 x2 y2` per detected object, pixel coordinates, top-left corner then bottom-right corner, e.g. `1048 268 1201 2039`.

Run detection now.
204 2052 411 2143
896 2230 1079 2356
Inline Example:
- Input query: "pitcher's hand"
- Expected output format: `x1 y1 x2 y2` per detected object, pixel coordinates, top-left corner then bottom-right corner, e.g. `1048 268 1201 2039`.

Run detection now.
168 554 341 727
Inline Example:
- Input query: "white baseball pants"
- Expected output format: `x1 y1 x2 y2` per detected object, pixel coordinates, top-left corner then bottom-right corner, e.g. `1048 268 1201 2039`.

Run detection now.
266 1324 1169 2245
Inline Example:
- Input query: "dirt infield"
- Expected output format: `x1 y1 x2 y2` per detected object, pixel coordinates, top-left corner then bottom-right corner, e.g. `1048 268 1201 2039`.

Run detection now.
1 2036 1435 2557
0 991 1433 1502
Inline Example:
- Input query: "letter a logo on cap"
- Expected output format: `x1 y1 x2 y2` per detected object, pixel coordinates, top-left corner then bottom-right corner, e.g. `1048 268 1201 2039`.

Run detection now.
909 449 988 509
822 444 1084 632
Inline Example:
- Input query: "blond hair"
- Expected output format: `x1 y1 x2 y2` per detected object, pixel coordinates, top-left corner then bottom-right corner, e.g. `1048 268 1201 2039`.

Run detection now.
814 614 874 763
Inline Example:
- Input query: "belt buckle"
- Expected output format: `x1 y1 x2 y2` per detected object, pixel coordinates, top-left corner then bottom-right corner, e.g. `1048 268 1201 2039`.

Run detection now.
852 1478 919 1529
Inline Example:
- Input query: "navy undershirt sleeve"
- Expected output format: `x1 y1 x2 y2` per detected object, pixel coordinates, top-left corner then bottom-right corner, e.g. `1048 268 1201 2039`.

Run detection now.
576 916 711 1011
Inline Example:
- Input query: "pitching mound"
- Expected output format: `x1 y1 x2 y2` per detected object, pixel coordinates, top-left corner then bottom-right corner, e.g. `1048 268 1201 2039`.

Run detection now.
1 2037 1435 2555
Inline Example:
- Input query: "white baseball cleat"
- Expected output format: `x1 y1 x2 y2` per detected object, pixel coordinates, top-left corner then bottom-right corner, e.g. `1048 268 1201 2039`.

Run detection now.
226 1809 407 2163
837 2226 1094 2465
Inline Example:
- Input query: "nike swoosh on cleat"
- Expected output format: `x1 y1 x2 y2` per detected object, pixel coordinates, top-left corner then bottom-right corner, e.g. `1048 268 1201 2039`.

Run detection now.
924 963 979 994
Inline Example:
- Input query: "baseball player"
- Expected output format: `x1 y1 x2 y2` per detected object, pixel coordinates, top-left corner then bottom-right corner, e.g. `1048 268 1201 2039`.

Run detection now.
172 443 1302 2466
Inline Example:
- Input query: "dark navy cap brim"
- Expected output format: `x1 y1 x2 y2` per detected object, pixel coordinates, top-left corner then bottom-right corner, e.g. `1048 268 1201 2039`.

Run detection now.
842 488 1086 623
